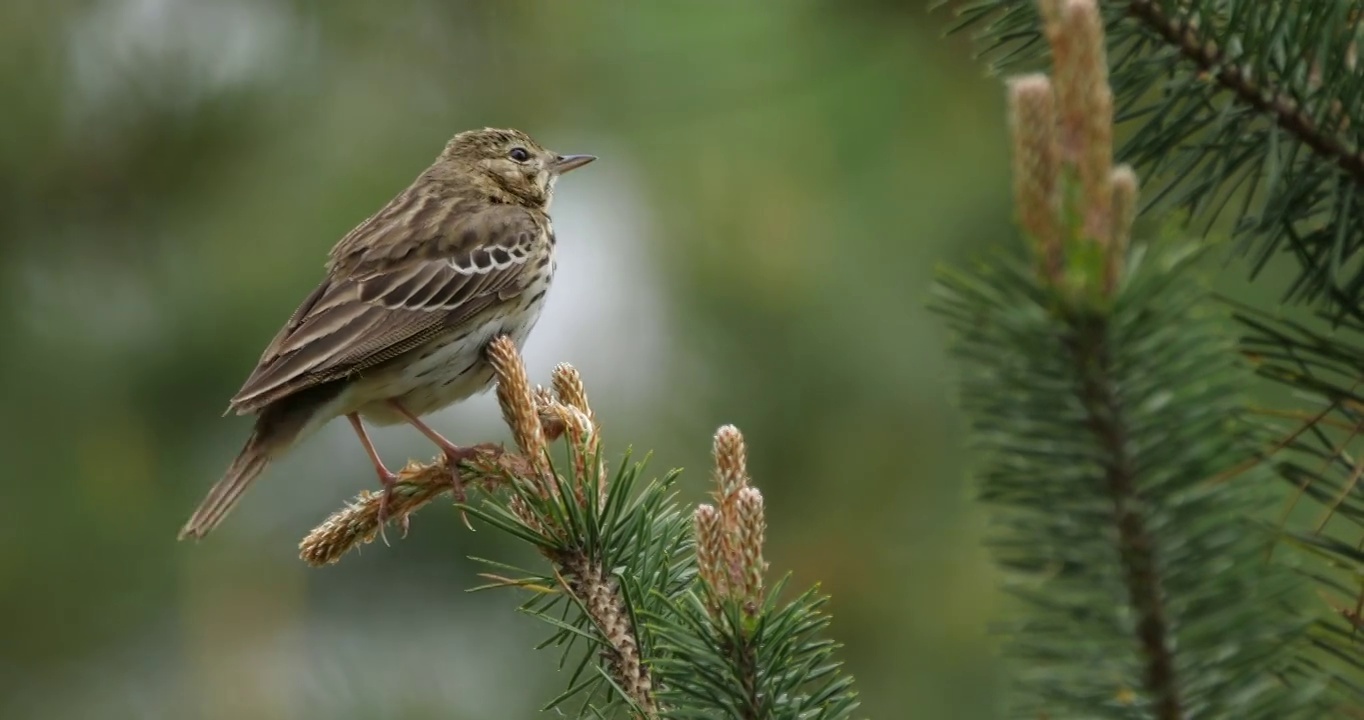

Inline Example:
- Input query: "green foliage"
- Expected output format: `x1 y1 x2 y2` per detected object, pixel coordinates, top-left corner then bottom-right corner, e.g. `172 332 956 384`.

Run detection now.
456 358 860 719
467 454 690 717
933 238 1325 717
475 456 859 718
941 1 1364 714
944 0 1364 317
651 581 857 720
1234 305 1364 705
298 349 860 719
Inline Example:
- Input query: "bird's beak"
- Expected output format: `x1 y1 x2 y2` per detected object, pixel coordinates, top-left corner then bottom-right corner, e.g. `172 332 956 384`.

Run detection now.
552 154 596 174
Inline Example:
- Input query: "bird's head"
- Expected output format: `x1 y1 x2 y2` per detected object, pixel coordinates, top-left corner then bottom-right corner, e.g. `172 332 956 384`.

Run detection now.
432 127 595 208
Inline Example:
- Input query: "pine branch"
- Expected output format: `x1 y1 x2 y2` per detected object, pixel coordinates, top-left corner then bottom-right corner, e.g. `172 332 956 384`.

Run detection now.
1231 304 1364 707
947 2 1364 702
933 2 1326 715
481 338 662 715
1123 0 1364 186
300 338 859 719
943 0 1364 315
1066 312 1182 719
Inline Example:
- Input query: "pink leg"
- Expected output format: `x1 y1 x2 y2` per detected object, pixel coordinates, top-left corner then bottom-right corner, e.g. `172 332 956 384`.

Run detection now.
347 413 407 540
387 400 479 530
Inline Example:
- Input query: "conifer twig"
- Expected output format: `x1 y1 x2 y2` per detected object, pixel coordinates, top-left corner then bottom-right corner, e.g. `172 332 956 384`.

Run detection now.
935 1 1326 716
484 336 658 717
691 426 771 718
1014 4 1182 715
1123 0 1364 184
297 339 857 718
298 449 526 566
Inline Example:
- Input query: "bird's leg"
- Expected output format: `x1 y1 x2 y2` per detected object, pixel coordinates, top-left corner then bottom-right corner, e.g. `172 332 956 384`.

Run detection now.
387 400 480 530
347 413 408 541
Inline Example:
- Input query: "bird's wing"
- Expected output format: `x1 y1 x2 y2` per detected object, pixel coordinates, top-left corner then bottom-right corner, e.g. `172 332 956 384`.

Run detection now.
229 204 547 413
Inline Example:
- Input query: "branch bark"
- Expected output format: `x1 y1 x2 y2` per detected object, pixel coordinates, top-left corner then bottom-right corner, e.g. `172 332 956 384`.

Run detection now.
1068 312 1185 720
1126 0 1364 186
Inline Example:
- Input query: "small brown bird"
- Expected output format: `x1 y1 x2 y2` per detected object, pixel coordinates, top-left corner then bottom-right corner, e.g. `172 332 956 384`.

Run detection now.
179 128 595 540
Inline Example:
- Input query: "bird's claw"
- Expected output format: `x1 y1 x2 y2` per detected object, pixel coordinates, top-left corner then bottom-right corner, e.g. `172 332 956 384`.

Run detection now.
374 470 404 546
444 446 479 532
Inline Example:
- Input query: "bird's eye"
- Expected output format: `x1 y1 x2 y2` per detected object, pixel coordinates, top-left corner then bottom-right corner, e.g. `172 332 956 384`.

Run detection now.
509 147 530 162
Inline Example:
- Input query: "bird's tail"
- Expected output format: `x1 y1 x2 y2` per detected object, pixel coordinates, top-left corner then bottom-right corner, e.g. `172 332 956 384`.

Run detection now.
179 401 315 541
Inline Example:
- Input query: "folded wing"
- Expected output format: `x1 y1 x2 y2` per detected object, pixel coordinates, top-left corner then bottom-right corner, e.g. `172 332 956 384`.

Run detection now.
229 204 545 413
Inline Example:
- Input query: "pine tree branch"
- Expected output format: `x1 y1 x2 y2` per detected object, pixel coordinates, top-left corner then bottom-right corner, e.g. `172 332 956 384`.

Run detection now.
555 554 658 717
934 2 1327 715
688 428 773 719
298 448 525 566
949 4 1364 698
1232 303 1364 707
1068 312 1184 720
1124 0 1364 186
298 340 857 718
946 0 1364 314
486 338 660 718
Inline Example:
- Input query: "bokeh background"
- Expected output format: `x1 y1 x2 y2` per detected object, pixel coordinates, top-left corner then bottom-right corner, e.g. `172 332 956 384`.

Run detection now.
1 1 1107 717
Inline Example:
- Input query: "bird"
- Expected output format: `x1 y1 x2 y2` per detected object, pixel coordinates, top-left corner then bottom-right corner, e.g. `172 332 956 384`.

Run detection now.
178 127 595 541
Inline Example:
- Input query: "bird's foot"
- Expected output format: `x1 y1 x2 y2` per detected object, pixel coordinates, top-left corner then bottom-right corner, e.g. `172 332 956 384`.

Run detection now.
442 445 484 531
374 468 410 544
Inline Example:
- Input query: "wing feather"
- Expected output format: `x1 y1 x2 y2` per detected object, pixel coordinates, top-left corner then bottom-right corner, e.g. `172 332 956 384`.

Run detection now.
229 203 546 413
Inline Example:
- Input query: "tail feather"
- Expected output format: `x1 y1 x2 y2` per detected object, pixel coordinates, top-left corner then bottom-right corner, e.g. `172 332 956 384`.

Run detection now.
179 386 336 541
179 430 278 540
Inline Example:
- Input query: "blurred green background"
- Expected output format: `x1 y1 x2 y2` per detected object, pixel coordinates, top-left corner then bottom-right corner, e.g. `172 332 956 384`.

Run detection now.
0 1 1025 717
